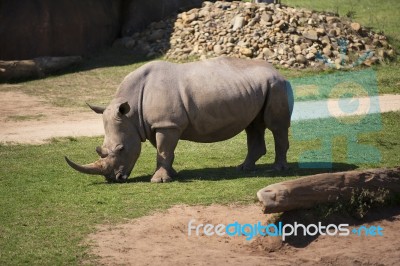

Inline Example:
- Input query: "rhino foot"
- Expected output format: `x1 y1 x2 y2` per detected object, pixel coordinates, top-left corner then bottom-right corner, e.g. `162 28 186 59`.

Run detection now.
272 162 289 171
151 168 173 183
237 162 256 172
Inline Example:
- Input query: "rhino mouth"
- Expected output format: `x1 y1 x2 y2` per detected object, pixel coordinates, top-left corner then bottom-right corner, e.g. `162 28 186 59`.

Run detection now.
106 171 129 183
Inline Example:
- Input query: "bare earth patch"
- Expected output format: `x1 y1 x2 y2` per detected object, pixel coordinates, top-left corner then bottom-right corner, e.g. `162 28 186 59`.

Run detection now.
87 204 400 266
0 91 399 144
0 91 103 144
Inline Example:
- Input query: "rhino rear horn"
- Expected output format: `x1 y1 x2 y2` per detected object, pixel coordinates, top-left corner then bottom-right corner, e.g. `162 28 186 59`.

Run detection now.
86 102 106 114
65 156 106 175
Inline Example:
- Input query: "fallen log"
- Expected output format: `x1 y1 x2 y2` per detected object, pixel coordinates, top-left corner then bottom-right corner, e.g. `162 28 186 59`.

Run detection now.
257 167 400 213
0 56 81 81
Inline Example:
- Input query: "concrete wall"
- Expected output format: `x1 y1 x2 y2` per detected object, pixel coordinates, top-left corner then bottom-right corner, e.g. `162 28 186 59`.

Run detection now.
0 0 121 60
0 0 204 60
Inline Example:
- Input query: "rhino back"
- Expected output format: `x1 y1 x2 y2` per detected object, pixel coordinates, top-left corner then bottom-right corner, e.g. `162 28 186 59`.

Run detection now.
142 58 286 142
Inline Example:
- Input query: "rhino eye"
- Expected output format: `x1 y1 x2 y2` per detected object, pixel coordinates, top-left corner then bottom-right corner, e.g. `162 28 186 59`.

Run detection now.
115 144 124 152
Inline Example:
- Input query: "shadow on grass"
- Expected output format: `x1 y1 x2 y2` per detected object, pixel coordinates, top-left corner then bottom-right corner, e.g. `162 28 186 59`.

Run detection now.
173 162 358 182
98 161 358 184
1 46 161 84
54 47 156 76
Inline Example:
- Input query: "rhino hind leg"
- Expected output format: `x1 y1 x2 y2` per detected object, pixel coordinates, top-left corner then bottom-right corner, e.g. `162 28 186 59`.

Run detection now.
271 127 289 171
151 128 180 183
237 118 266 171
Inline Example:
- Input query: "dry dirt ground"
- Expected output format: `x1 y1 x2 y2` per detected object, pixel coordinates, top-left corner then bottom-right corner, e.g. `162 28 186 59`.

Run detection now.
0 91 103 144
0 91 400 144
1 91 400 265
87 204 400 266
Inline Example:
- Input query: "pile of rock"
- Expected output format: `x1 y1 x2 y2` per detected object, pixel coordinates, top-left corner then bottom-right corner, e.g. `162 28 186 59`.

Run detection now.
117 1 395 68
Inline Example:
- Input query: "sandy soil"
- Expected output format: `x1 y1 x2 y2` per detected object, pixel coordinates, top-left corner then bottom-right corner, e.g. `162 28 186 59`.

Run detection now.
0 91 400 144
87 204 400 266
0 91 103 144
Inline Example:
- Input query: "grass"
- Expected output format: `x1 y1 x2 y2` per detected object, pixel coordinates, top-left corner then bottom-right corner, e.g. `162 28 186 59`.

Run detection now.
282 0 400 49
6 114 46 122
1 111 399 264
0 0 399 264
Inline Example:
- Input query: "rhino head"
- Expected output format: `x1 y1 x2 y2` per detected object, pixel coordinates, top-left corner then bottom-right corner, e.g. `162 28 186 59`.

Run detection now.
65 101 142 182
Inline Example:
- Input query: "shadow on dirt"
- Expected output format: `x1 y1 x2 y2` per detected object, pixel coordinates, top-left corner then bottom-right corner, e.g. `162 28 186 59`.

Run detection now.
272 205 400 249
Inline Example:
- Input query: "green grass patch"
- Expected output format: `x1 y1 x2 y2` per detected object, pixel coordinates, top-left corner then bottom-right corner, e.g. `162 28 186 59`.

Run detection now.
282 0 400 50
0 111 399 264
6 114 46 122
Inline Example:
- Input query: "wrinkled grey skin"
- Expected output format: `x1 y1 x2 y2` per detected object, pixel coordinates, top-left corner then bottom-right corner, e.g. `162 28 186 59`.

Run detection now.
65 57 294 183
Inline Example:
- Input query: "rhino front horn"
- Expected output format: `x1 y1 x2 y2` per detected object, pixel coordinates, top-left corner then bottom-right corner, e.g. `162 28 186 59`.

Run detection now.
64 156 106 175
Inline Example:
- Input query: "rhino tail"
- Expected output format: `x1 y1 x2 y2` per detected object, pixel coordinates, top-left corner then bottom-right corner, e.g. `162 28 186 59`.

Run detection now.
285 81 294 117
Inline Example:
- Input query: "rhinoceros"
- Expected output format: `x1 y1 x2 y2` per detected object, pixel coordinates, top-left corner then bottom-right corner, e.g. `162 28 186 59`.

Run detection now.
65 57 294 182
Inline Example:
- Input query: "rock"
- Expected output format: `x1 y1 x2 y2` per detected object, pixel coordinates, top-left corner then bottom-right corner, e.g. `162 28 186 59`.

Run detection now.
126 1 392 69
114 37 137 49
147 30 164 42
328 29 337 36
321 35 330 45
350 22 361 32
262 48 273 58
306 52 315 60
302 29 318 40
152 21 167 30
316 27 325 35
387 49 395 58
213 44 223 55
296 54 307 64
240 47 253 57
261 12 272 23
323 46 332 56
292 35 301 44
326 16 339 23
232 15 245 30
182 12 197 24
294 45 302 54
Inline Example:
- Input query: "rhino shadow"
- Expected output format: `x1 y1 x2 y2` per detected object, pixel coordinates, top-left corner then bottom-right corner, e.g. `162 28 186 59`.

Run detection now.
115 162 358 183
173 162 358 182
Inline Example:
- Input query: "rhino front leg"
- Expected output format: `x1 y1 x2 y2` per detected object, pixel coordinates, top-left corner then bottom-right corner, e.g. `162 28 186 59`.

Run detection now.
237 120 266 171
151 128 179 183
271 127 289 171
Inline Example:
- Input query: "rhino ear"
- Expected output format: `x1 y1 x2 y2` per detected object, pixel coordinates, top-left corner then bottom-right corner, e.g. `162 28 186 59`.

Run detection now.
86 102 105 114
118 102 131 116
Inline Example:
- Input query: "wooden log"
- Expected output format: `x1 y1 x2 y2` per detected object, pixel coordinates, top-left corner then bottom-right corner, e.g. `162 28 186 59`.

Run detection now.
257 167 400 213
0 56 81 81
